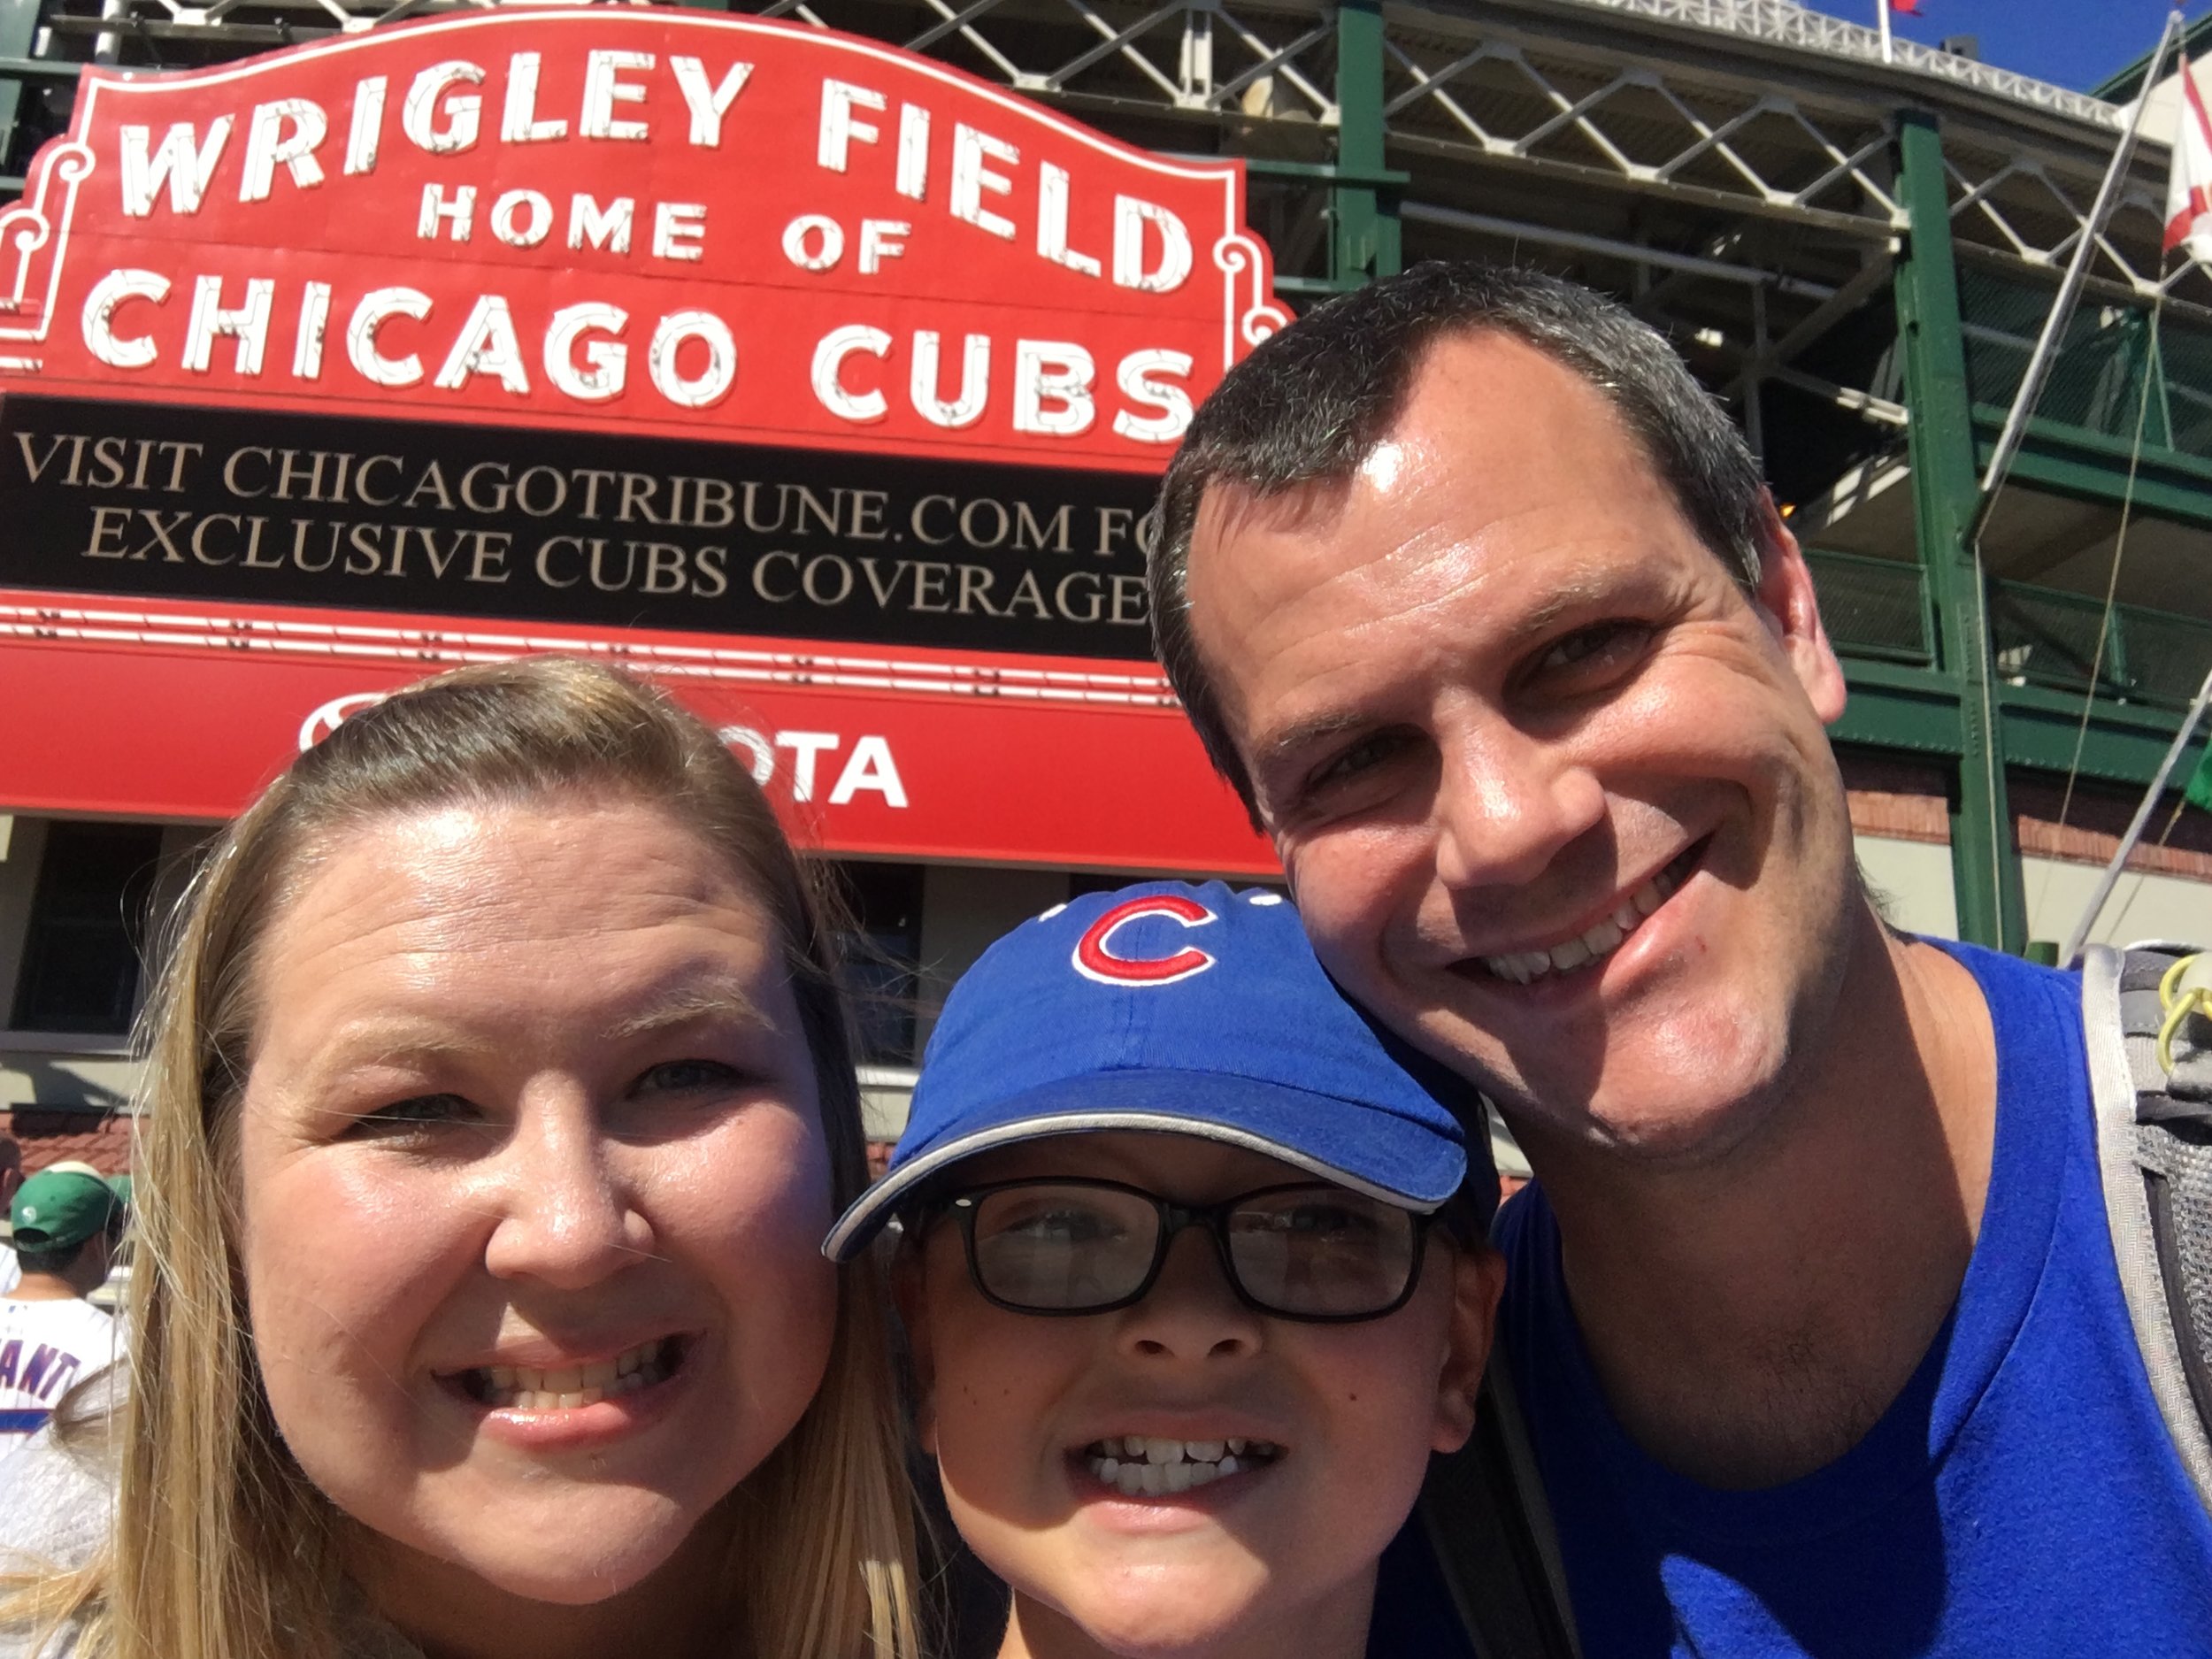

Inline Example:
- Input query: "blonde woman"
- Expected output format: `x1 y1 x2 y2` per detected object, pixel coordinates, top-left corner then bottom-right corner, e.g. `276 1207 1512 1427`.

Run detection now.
0 658 924 1659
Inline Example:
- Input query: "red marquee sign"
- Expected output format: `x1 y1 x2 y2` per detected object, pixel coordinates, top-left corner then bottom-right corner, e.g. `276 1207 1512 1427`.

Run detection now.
0 8 1286 471
0 592 1279 876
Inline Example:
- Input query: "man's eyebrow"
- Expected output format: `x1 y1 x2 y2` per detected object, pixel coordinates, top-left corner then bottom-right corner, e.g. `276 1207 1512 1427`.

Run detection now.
1510 573 1623 639
1257 709 1377 774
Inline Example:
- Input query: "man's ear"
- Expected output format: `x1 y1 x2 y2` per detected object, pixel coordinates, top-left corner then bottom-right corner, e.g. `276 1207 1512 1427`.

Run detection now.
1431 1240 1507 1455
893 1248 941 1455
1748 492 1847 726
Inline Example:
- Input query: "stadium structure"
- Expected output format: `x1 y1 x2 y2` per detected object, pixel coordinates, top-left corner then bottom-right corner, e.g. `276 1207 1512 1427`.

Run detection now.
0 0 2207 1159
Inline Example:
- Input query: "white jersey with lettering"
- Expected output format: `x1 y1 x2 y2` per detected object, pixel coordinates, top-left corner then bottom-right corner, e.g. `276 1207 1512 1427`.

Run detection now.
0 1299 119 1458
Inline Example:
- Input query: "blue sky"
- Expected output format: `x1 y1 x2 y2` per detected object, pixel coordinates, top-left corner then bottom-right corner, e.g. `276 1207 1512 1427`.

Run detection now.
1808 1 2212 92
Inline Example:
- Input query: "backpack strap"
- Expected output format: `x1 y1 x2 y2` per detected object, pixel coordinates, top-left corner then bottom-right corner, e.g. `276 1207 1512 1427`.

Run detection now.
2080 944 2212 1517
1417 1334 1583 1659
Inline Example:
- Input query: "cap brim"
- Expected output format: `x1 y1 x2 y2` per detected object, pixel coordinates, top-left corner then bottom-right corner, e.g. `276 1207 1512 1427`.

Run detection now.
822 1067 1468 1261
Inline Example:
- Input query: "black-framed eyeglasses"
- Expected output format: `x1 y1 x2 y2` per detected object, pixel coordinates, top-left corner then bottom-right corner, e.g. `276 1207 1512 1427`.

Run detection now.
933 1177 1431 1324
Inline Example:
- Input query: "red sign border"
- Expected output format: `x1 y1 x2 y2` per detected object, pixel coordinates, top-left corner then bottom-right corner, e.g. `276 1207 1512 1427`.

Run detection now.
0 8 1289 474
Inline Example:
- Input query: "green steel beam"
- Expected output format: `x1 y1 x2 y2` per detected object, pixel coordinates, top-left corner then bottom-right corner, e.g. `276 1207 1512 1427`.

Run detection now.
1976 416 2212 532
1832 661 1964 758
1893 110 2026 951
1331 0 1398 288
1837 659 2211 795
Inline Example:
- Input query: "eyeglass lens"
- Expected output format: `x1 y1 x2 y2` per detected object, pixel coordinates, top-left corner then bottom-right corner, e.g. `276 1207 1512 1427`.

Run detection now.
965 1182 1418 1317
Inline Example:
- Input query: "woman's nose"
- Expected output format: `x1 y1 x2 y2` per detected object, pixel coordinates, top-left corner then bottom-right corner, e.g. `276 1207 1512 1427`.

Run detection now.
480 1097 652 1289
1115 1225 1263 1363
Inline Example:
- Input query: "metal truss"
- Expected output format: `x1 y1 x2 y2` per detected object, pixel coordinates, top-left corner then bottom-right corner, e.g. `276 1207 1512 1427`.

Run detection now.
1556 0 2119 133
1939 117 2185 306
1380 15 1904 241
741 0 1339 123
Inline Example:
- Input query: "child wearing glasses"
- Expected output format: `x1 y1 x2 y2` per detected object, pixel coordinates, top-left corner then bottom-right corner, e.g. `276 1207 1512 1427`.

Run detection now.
826 881 1504 1659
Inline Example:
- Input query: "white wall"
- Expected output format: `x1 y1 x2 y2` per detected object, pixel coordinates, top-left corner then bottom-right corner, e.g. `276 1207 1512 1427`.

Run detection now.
1856 833 1959 940
2022 856 2212 952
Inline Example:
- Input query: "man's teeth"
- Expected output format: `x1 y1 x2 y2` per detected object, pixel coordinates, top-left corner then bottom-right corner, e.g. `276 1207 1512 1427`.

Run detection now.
1482 864 1681 986
1082 1435 1281 1496
470 1338 674 1410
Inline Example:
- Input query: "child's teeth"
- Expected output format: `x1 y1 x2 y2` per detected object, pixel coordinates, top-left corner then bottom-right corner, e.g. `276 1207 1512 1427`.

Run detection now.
1087 1437 1279 1493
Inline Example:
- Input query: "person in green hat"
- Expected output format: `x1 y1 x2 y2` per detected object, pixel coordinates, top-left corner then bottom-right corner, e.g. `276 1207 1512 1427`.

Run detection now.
0 1168 126 1461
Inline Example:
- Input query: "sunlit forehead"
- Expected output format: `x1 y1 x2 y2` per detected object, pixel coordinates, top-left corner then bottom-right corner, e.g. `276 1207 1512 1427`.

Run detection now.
1359 440 1408 494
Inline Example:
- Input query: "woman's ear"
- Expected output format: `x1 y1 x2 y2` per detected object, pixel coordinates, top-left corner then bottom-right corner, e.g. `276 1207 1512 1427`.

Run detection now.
1431 1241 1506 1455
893 1247 940 1455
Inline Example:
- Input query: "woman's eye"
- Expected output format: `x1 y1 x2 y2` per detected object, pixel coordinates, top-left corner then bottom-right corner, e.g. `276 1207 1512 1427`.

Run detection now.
631 1058 746 1096
350 1093 479 1135
1531 621 1653 684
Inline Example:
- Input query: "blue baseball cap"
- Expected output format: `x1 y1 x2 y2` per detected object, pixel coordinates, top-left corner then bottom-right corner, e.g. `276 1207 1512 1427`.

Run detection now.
824 880 1491 1260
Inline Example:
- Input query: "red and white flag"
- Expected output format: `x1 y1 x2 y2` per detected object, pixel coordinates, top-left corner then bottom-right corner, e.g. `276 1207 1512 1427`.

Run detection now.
2168 54 2212 265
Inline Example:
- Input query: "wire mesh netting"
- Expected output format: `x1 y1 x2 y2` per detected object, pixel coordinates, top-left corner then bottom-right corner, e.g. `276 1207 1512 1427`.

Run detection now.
1805 551 1930 662
1988 581 2131 697
1956 265 2212 464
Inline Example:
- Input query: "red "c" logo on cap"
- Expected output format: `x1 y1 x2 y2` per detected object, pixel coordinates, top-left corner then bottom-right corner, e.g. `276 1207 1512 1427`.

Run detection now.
1073 895 1217 986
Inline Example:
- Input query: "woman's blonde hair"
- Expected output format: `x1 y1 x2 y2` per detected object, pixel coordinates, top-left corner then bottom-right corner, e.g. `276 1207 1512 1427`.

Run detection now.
3 657 924 1659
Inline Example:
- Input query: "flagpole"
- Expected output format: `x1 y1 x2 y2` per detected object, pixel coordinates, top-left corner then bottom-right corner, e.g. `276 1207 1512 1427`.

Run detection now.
1967 5 2186 549
2060 664 2212 968
1878 0 1893 65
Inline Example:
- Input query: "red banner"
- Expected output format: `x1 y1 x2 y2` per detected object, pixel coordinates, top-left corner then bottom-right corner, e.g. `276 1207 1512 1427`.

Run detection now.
0 589 1278 876
0 10 1285 472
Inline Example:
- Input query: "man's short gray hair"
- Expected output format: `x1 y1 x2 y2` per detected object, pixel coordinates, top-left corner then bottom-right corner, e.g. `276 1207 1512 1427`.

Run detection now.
1148 262 1770 821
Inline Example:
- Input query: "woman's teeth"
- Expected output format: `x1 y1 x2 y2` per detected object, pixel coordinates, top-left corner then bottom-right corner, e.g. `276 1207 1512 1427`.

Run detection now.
467 1337 675 1410
1481 860 1685 986
1082 1435 1281 1496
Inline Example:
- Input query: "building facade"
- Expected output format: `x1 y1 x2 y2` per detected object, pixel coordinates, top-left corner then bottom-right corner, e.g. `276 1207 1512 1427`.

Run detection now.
1 0 2209 1179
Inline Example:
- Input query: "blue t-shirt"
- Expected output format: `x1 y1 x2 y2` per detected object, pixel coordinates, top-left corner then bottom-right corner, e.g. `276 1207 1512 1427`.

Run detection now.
1494 941 2212 1655
1368 1513 1476 1658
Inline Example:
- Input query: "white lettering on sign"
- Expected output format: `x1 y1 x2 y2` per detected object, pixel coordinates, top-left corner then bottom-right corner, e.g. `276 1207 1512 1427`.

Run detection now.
669 56 754 147
182 275 274 376
501 53 566 144
403 61 486 156
544 302 627 401
300 702 906 811
119 118 233 216
78 273 747 413
812 325 891 423
81 269 169 368
804 328 1187 442
949 123 1018 241
569 194 634 254
718 726 909 808
21 19 1290 465
1012 340 1093 437
239 99 326 203
580 49 654 142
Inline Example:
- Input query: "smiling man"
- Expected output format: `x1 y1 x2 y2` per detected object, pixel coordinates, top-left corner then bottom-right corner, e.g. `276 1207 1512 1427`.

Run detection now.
1148 264 2212 1655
